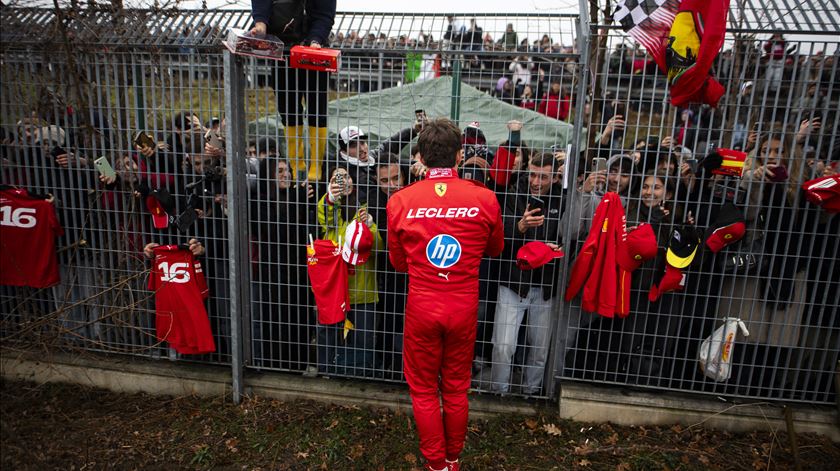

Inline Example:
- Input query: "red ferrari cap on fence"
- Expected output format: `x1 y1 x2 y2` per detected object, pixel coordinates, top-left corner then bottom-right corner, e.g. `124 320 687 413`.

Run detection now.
705 203 747 253
802 175 840 214
616 223 658 271
342 219 374 266
145 189 175 229
648 264 686 302
516 241 564 270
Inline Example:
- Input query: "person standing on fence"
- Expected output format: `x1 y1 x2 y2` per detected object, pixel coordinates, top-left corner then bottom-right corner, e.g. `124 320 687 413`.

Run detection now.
386 118 504 471
250 0 336 182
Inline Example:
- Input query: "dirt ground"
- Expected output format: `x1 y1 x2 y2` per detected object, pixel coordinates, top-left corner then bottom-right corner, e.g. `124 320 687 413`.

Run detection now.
1 379 838 470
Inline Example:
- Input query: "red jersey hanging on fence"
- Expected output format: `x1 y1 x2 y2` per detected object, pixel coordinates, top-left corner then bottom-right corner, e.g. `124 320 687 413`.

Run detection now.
306 239 350 325
0 187 63 288
148 245 215 355
614 0 730 107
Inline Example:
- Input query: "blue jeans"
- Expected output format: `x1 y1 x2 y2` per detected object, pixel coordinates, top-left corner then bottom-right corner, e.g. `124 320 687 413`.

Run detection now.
490 286 553 394
317 302 376 376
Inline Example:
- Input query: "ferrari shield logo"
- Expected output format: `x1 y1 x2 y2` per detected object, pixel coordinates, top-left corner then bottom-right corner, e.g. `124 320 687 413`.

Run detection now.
435 183 447 197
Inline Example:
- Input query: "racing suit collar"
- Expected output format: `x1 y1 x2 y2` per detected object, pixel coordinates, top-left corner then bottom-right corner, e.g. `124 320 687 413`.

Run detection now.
427 167 459 179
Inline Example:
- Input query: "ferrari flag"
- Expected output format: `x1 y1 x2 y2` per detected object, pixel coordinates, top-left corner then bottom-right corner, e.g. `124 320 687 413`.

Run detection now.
614 0 730 107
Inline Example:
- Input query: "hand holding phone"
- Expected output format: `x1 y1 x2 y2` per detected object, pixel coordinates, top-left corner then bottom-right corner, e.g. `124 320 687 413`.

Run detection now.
205 129 223 149
592 157 608 174
94 156 117 181
768 164 789 182
527 195 545 213
414 109 427 131
133 131 155 149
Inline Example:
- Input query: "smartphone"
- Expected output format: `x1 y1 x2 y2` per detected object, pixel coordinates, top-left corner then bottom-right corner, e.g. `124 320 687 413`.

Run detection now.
94 156 117 180
205 129 223 149
50 146 66 158
528 195 545 213
614 103 626 118
175 208 198 232
334 170 346 194
686 158 699 173
133 131 155 149
592 157 608 173
769 164 789 182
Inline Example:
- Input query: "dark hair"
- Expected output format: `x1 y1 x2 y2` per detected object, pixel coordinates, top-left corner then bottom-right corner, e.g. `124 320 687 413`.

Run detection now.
171 111 197 131
256 137 279 156
376 153 402 171
184 132 205 155
417 118 461 168
529 152 558 173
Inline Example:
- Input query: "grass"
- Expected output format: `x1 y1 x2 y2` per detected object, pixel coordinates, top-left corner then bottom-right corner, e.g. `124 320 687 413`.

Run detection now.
3 379 839 470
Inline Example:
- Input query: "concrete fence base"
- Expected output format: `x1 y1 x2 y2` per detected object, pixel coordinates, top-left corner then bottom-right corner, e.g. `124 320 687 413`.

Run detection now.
2 353 837 441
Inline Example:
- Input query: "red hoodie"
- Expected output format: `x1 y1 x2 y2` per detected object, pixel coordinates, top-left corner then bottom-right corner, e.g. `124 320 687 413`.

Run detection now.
538 91 571 121
565 192 628 318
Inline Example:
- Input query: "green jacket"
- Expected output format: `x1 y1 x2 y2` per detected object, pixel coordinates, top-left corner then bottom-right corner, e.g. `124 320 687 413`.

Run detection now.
316 193 383 306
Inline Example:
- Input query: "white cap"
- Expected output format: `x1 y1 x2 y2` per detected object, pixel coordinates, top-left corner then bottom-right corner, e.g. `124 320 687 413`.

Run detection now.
338 126 367 147
341 219 374 266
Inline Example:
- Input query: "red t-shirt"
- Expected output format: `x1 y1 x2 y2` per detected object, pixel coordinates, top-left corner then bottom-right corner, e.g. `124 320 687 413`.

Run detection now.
0 188 64 288
148 245 215 355
307 239 350 325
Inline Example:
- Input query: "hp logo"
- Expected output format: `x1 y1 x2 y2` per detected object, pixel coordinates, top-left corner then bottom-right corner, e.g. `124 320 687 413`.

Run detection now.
426 234 462 269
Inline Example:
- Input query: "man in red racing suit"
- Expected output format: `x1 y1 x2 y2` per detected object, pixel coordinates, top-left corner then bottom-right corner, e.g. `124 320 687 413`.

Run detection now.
387 118 504 471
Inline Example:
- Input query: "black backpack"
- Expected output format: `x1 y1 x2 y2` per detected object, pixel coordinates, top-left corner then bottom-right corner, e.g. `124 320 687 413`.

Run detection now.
268 0 308 44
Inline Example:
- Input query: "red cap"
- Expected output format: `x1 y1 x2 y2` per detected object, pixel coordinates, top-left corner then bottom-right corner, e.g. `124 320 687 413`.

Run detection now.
648 265 686 302
802 175 840 214
616 223 658 271
342 219 374 266
705 221 747 253
704 203 747 253
145 194 169 229
516 241 564 270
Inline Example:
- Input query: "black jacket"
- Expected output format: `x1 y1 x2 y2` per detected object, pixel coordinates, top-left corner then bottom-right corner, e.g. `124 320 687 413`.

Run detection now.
498 174 565 300
251 0 336 46
324 127 416 207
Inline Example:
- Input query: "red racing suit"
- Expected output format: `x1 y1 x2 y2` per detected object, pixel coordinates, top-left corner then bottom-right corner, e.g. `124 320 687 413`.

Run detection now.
386 167 504 468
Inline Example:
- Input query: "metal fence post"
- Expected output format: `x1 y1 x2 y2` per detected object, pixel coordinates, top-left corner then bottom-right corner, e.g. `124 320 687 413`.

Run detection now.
545 0 594 399
223 49 250 404
450 58 462 125
133 62 146 130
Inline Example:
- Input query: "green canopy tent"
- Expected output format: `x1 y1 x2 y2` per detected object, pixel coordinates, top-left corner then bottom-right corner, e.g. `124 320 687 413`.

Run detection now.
325 76 582 159
247 76 583 164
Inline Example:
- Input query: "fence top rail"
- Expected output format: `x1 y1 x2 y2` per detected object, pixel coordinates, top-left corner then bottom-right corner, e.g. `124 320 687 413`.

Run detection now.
0 7 581 51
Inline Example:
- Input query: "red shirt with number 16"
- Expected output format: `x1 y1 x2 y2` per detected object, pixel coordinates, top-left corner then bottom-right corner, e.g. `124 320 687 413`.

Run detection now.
0 188 63 288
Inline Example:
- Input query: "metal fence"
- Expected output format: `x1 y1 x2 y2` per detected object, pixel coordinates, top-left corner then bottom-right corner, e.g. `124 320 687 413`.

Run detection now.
1 6 838 406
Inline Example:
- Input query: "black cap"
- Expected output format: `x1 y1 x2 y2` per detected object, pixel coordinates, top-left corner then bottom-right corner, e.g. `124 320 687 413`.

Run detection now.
665 225 701 268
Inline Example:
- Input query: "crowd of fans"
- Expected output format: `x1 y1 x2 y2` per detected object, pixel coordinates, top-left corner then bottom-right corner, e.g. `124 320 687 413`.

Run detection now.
2 28 838 395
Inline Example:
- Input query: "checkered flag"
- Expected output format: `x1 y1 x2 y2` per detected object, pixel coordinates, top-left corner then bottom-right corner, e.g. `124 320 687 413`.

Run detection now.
613 0 681 67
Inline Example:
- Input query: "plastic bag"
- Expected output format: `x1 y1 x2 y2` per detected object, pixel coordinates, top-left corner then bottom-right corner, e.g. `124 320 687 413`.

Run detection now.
698 317 750 382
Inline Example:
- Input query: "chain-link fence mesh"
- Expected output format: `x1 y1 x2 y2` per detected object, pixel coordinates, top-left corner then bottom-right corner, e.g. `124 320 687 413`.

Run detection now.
1 6 838 405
